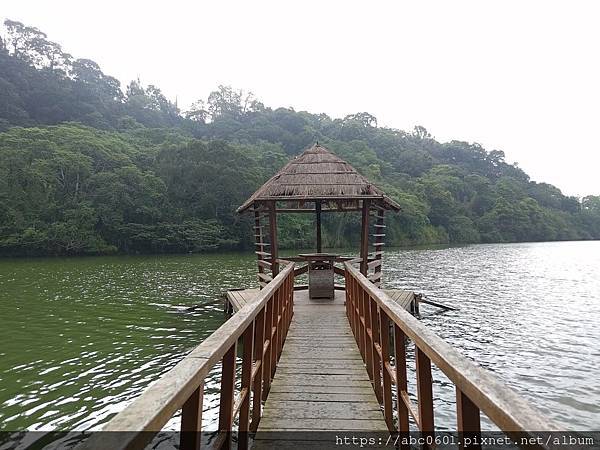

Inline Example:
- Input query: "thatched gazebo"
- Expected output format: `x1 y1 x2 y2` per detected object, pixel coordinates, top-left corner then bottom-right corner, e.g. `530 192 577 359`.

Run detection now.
237 143 400 290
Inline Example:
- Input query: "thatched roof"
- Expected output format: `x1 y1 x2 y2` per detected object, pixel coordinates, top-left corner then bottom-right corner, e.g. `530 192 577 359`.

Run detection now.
237 144 401 212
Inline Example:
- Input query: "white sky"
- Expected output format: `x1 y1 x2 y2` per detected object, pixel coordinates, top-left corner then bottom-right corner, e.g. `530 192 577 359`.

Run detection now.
3 0 599 197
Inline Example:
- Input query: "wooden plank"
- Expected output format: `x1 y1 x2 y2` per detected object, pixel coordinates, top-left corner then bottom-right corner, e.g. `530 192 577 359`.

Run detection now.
258 273 273 283
257 418 386 431
368 272 382 283
269 384 375 394
261 401 382 419
276 366 366 375
266 392 378 402
367 259 382 270
257 260 272 269
277 360 365 369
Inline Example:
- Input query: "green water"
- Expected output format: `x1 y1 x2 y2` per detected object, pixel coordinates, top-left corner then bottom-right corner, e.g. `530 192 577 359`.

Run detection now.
0 253 256 435
1 242 599 446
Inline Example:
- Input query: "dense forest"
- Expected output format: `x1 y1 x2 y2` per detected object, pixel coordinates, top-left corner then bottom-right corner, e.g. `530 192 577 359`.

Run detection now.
1 19 599 256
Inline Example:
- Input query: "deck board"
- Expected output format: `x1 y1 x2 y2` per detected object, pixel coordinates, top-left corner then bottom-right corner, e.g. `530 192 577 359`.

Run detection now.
252 290 387 448
226 287 416 312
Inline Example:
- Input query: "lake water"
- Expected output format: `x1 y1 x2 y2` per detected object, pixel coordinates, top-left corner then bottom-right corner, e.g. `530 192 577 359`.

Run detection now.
0 241 599 446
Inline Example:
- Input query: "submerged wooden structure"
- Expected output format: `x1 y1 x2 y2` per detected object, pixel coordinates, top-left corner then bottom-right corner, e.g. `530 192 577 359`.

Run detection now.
79 144 557 450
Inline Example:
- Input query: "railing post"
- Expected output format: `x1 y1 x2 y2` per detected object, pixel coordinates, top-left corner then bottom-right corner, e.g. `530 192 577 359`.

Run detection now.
349 276 356 341
357 286 366 359
369 298 383 403
364 288 374 381
218 343 237 450
277 287 284 359
394 324 410 449
262 295 274 400
288 272 294 332
238 323 255 450
180 384 204 450
457 387 481 450
416 347 435 444
379 311 393 431
352 278 359 343
251 307 265 431
270 290 279 379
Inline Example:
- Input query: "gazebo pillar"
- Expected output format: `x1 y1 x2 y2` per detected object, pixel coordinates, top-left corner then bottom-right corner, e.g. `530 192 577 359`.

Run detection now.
268 201 279 277
359 199 371 276
315 200 322 253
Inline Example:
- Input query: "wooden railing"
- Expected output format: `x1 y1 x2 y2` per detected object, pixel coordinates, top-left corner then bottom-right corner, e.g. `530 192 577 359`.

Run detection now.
79 262 295 450
344 262 557 448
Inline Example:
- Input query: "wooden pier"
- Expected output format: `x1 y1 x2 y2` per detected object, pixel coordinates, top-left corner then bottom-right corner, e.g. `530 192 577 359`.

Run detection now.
252 290 386 448
79 262 558 450
78 144 558 450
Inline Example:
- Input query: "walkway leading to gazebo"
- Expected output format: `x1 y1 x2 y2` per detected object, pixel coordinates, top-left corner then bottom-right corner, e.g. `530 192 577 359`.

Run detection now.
252 290 386 449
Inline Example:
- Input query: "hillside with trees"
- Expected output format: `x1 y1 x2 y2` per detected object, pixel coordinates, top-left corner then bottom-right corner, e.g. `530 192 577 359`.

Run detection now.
1 19 599 256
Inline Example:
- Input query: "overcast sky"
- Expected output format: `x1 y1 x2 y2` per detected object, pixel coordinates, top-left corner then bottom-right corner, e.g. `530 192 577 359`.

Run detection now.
3 0 599 197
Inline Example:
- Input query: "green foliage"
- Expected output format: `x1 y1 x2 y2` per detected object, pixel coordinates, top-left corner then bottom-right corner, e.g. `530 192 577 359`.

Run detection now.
0 19 598 256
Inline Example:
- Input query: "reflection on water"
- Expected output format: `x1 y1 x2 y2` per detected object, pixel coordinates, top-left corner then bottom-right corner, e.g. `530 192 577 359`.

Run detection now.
0 242 598 447
385 240 600 429
0 253 255 447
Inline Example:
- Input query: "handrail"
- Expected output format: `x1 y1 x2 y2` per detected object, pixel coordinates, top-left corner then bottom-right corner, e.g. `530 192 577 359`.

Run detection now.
344 262 559 448
79 262 295 450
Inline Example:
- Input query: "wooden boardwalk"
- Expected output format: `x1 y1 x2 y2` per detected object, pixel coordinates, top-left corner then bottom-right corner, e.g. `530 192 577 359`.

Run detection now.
82 264 557 450
252 290 387 449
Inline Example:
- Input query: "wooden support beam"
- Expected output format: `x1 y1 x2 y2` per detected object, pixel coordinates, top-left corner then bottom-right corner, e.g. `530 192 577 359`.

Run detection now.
268 201 279 277
315 200 322 253
360 199 370 276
